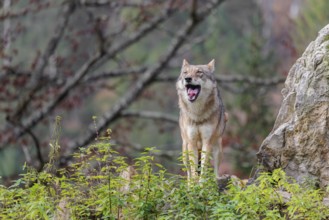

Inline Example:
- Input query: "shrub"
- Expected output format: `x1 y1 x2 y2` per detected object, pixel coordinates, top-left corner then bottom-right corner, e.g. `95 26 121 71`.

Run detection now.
1 138 329 219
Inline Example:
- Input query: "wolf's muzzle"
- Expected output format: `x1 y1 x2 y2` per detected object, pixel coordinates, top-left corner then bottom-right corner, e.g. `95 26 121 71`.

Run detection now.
185 77 192 83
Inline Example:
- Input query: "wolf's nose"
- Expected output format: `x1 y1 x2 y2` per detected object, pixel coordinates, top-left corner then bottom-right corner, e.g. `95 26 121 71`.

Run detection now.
185 77 192 83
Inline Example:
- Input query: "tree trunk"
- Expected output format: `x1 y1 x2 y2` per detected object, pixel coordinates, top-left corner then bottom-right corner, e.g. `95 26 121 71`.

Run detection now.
257 24 329 188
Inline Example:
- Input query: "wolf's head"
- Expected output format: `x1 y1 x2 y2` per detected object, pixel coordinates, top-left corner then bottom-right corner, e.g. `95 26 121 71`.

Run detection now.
176 59 217 103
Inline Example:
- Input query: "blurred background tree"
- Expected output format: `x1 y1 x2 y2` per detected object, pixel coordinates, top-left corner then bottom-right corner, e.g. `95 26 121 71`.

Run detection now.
0 0 327 184
293 0 329 53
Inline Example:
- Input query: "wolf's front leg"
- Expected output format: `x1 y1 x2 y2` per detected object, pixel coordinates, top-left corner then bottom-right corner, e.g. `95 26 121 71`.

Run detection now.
187 142 199 180
182 141 191 181
212 138 223 179
200 143 212 179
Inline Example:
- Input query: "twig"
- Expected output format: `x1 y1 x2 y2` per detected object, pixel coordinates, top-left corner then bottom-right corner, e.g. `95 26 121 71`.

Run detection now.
83 66 148 82
25 129 44 171
120 110 178 124
6 117 44 170
156 75 286 86
79 0 154 8
217 75 286 86
0 3 53 21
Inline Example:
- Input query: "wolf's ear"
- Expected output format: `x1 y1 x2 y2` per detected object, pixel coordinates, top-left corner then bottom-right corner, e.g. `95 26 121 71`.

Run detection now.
182 59 190 67
207 59 215 72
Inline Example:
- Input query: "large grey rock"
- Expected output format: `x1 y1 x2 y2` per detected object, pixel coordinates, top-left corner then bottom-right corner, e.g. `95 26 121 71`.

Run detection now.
257 24 329 188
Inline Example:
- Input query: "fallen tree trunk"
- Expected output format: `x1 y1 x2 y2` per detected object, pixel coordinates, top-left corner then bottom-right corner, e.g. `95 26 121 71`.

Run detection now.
257 24 329 188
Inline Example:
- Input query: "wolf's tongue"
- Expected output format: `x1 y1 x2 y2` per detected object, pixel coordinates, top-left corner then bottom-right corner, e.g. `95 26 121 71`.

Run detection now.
187 88 199 99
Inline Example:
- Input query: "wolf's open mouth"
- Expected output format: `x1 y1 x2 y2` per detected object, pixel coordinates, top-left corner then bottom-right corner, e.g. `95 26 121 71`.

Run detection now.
186 84 201 102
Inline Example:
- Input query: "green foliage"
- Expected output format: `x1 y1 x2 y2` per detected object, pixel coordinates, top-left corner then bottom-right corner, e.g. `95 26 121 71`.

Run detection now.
294 0 329 53
211 169 329 220
1 138 329 219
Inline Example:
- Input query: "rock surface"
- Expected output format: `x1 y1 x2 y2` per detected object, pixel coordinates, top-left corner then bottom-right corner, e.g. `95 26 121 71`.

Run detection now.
257 24 329 188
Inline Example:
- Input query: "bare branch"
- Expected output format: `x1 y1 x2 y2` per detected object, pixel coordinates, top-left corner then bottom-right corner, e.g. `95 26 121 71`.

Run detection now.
4 65 286 87
120 110 178 124
79 0 154 8
6 117 44 170
21 52 103 135
25 129 44 171
9 2 76 121
217 75 286 86
21 144 32 165
0 8 32 21
83 66 148 82
3 66 31 76
0 3 52 21
156 75 286 86
3 65 148 86
0 52 103 152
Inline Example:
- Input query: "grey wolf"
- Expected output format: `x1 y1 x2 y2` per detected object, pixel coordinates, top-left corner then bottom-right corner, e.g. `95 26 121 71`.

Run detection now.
176 59 227 182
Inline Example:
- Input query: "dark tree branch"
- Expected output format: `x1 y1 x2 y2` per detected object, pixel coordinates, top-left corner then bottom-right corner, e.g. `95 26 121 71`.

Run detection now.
3 65 148 86
3 66 31 76
25 129 44 172
20 52 103 137
120 110 178 124
9 2 76 121
3 65 285 87
155 75 286 86
79 0 154 8
0 3 52 21
83 66 148 82
217 75 286 86
6 118 44 170
0 52 103 151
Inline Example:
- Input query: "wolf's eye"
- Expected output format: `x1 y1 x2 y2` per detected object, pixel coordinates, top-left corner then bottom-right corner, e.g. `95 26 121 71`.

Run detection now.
196 70 203 76
182 71 188 74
